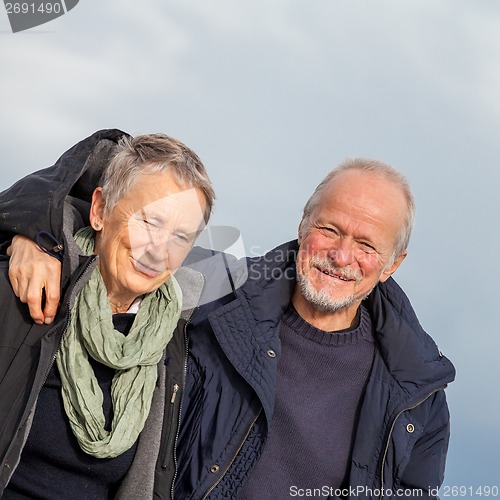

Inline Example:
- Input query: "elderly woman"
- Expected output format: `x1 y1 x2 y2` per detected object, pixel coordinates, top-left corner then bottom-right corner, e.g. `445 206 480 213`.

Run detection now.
0 131 214 498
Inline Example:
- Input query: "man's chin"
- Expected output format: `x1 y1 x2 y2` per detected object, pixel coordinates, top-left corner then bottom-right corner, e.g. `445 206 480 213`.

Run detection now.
299 284 352 313
310 295 357 314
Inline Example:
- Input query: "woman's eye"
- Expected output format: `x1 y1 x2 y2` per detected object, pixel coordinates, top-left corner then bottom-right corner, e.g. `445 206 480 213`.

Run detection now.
175 233 189 243
142 219 157 228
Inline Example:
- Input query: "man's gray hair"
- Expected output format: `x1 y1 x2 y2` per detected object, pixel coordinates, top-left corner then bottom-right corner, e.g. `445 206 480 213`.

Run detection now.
100 133 215 223
301 158 416 258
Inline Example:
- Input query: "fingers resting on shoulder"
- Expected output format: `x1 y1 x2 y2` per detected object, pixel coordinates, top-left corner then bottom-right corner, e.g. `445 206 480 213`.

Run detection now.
7 235 62 325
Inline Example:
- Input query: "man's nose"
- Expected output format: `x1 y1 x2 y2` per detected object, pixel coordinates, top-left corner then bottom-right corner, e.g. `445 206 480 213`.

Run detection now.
327 238 355 267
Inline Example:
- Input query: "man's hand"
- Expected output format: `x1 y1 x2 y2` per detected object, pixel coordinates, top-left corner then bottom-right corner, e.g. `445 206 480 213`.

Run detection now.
7 235 61 325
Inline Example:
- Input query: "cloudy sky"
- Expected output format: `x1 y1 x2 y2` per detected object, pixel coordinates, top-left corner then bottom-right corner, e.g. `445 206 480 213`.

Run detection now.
1 0 499 490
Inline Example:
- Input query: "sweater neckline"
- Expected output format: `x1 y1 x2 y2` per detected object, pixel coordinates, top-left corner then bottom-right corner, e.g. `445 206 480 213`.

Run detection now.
281 305 374 347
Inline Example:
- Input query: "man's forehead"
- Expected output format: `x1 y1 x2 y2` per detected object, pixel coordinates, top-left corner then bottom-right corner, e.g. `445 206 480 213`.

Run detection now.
327 169 381 190
319 170 404 207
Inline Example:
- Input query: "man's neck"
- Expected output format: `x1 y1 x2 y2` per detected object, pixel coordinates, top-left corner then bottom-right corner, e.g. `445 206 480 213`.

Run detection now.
291 287 360 332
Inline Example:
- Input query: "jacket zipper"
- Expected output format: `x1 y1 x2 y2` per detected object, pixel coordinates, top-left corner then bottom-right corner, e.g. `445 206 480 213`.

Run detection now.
201 409 262 500
27 256 97 410
169 316 194 500
40 256 97 385
378 386 447 500
160 382 180 472
170 384 179 404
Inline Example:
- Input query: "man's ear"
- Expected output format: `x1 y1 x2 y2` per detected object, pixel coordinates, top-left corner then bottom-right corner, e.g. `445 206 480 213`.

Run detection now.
379 251 407 283
89 187 105 230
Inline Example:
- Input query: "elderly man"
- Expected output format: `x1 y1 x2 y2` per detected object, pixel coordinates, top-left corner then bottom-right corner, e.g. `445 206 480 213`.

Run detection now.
1 132 454 499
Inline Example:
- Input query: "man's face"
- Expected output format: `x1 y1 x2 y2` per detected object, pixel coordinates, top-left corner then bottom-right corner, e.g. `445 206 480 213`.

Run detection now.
294 169 407 327
91 170 206 306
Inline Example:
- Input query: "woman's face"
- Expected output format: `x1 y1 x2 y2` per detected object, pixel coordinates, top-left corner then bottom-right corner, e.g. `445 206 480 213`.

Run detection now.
90 170 207 309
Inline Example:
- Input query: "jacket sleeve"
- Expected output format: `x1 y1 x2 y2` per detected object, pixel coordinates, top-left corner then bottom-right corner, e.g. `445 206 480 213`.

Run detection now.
400 390 451 499
0 129 128 251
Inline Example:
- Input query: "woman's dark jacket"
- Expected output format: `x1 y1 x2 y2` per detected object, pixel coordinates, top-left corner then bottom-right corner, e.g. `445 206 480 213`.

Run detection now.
0 130 455 499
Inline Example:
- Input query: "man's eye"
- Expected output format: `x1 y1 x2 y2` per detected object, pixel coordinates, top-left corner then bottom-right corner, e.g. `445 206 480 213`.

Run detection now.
321 227 338 235
359 242 375 252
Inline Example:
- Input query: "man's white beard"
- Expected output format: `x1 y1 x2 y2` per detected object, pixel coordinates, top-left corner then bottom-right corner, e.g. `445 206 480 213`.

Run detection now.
295 268 372 313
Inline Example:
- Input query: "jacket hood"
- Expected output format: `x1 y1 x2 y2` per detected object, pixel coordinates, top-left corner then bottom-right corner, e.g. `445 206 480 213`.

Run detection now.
365 277 455 395
0 129 128 244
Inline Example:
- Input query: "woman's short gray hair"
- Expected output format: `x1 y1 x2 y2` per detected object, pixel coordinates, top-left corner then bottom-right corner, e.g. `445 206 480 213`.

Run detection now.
301 158 416 259
100 134 215 223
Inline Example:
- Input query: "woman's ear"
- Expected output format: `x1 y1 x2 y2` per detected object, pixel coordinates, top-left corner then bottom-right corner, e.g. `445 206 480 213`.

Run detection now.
89 188 105 231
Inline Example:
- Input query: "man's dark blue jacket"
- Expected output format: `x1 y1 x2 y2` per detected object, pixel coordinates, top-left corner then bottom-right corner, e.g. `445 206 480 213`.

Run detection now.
177 239 455 499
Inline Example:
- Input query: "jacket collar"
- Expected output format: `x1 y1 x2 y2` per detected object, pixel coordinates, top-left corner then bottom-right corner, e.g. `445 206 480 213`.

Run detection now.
175 266 205 319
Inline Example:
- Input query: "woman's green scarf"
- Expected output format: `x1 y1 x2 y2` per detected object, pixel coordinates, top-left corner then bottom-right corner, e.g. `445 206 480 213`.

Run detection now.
56 227 181 458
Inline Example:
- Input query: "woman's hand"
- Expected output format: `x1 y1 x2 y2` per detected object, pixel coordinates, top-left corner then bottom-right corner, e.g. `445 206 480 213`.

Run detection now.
7 235 61 325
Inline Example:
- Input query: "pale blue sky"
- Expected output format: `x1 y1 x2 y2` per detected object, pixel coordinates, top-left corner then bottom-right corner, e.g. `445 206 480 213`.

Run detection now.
1 0 499 490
